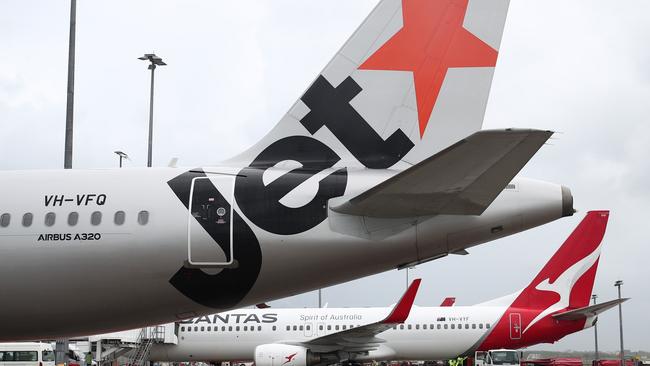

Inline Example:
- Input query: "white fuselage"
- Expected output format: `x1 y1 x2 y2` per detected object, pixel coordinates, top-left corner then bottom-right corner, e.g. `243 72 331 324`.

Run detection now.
0 167 567 340
149 306 506 362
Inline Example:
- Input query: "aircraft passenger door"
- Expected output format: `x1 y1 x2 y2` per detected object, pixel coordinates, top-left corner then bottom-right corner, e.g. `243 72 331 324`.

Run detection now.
509 313 522 340
304 322 314 337
187 175 236 267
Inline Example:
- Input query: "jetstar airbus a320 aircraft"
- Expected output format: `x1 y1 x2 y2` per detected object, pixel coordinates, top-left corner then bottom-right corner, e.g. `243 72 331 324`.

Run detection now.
0 0 574 340
147 211 621 365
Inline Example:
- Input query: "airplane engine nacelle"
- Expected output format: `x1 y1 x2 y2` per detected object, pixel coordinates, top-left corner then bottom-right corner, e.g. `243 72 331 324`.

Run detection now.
254 344 321 366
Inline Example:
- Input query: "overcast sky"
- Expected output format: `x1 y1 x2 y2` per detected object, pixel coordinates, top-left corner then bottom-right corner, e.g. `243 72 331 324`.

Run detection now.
1 0 648 353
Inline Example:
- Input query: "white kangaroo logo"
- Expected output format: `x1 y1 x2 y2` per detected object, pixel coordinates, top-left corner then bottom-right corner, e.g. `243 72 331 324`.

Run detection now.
523 243 602 334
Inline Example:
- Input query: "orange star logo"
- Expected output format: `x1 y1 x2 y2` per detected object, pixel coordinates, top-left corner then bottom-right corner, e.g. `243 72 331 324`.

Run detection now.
360 0 498 137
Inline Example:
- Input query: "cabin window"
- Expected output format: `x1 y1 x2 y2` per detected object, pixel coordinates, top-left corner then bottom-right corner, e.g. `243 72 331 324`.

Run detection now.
465 324 469 329
200 327 205 332
306 325 311 331
228 326 232 331
45 212 56 226
416 324 420 330
0 213 10 227
472 324 476 329
486 323 491 329
430 324 434 329
0 351 15 361
444 324 448 329
286 326 290 331
68 212 78 226
138 210 149 225
235 326 240 331
319 325 323 331
399 324 404 330
42 351 55 362
299 325 304 331
207 326 211 331
181 327 185 332
407 324 412 330
342 325 346 330
114 211 126 225
15 351 38 362
194 327 198 331
335 325 339 330
327 325 332 330
479 324 483 329
222 326 226 331
91 211 102 226
293 325 297 331
22 213 33 227
273 326 277 331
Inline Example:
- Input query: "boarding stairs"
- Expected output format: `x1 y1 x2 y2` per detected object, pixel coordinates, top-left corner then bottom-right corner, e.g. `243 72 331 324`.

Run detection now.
124 326 165 366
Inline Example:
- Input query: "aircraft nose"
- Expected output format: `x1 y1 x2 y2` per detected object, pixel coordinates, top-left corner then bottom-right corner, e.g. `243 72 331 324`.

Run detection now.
561 185 575 217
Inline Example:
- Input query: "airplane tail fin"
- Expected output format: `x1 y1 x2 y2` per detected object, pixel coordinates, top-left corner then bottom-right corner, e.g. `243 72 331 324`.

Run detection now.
227 0 511 169
477 211 610 349
521 210 609 312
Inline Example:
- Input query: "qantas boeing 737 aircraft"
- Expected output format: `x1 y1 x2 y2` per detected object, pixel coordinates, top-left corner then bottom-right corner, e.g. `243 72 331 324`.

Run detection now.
0 0 574 340
147 211 620 365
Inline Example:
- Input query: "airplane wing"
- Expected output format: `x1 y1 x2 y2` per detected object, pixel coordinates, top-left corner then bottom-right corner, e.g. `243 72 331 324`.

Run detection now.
330 129 553 218
552 298 629 321
290 279 421 354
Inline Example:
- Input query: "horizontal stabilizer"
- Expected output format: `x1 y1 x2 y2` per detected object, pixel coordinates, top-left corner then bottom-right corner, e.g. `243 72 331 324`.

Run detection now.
331 129 552 217
552 298 629 321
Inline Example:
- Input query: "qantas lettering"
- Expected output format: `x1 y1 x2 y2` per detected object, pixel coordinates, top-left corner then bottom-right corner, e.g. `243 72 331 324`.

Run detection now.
180 313 278 325
44 194 107 207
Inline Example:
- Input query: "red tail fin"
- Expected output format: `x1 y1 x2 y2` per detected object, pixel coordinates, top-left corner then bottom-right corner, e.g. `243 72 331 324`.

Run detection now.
478 211 609 349
521 210 609 313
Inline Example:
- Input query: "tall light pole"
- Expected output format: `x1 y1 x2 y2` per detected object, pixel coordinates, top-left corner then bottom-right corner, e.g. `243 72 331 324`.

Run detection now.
63 0 76 169
406 267 409 290
114 151 129 168
614 280 625 366
138 53 166 167
318 289 322 308
58 1 76 363
592 294 599 362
